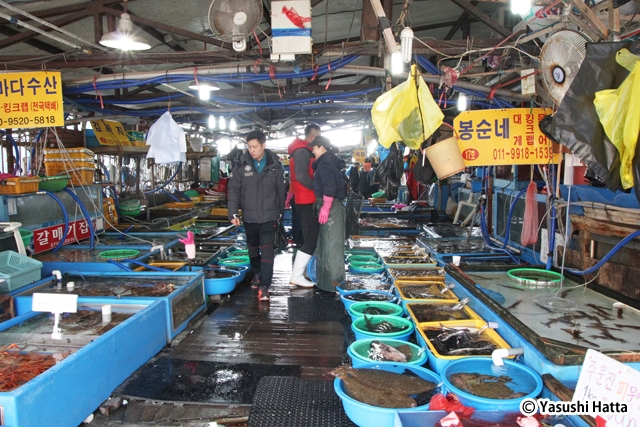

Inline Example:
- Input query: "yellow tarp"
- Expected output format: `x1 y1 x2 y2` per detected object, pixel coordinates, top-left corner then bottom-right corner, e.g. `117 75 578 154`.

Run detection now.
594 48 640 189
371 64 444 149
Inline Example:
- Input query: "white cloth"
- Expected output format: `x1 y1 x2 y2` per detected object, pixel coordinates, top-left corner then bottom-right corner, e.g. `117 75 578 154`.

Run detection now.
146 111 187 164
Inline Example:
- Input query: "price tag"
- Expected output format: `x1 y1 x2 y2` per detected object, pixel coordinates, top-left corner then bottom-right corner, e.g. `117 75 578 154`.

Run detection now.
32 293 78 313
573 349 640 426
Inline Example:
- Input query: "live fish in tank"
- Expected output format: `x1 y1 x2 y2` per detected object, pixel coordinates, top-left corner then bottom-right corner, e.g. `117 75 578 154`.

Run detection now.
369 340 408 362
362 315 409 333
449 373 526 400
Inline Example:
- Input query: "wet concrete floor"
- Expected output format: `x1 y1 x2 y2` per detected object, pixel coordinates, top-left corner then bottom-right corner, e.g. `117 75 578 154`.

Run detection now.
90 250 347 427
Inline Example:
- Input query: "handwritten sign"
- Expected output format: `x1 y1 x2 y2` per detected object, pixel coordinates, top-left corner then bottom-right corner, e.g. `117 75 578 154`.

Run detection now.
32 293 78 313
573 349 640 426
453 108 560 166
89 119 131 146
0 71 64 129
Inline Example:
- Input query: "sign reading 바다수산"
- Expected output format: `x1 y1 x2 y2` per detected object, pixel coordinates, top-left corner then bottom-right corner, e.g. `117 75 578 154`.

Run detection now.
453 108 560 166
0 71 64 129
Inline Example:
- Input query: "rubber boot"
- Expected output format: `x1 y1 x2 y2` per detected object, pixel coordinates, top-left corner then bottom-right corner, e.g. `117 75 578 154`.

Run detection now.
289 252 314 287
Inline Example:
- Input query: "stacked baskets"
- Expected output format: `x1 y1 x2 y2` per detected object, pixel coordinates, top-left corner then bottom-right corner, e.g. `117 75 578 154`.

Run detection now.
44 148 95 186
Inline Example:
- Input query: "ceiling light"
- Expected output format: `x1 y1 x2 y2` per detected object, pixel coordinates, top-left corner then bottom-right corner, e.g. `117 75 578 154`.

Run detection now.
188 81 220 91
219 116 226 130
400 27 413 63
99 13 151 51
229 118 237 131
457 93 468 111
391 51 404 75
208 115 216 129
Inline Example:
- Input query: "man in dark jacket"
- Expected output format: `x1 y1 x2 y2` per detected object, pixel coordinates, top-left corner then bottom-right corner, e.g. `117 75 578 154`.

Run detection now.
286 123 321 287
228 130 286 301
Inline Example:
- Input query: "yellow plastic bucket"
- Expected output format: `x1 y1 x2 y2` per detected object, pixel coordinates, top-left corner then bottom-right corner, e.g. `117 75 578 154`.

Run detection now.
424 136 466 179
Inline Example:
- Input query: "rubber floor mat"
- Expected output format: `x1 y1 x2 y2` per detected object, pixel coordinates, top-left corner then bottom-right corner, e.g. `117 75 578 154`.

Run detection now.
248 376 357 427
117 356 300 404
287 294 346 323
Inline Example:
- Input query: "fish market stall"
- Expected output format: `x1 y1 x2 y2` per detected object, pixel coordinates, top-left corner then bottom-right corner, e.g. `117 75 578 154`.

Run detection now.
13 271 205 342
0 301 166 427
35 245 159 276
446 265 640 387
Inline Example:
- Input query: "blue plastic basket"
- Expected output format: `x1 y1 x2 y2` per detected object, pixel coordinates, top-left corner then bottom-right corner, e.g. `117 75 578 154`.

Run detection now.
334 362 441 427
0 251 43 293
441 358 543 412
202 267 240 295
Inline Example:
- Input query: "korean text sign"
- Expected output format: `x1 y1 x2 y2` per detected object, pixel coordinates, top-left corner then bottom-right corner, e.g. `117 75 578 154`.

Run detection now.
89 119 131 146
453 108 560 166
33 219 94 254
0 71 64 129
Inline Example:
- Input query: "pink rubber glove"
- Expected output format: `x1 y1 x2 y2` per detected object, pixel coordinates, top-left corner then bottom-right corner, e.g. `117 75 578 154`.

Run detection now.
284 192 294 209
318 196 334 224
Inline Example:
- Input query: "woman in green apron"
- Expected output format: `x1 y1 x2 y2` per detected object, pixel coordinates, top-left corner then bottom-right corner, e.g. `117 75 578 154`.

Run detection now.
309 136 346 293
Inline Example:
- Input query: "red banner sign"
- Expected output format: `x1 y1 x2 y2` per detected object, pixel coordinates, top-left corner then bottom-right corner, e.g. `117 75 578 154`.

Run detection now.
33 219 94 254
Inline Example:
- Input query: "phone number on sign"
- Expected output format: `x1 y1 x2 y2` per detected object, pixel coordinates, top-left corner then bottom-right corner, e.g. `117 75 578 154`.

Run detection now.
493 146 555 161
0 116 57 126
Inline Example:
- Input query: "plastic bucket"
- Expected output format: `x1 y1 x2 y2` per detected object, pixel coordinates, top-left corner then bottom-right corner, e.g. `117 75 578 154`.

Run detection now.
348 338 427 367
208 264 248 281
202 267 240 295
18 229 33 247
218 256 250 267
424 136 465 179
341 290 397 311
348 301 404 322
333 362 440 427
228 250 249 257
347 254 380 263
349 261 385 274
441 358 543 411
351 315 414 341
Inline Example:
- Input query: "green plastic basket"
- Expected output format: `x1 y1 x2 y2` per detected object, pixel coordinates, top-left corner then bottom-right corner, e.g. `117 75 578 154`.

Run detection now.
38 175 69 192
98 249 140 260
347 254 380 263
507 268 564 286
18 229 33 247
219 256 250 267
349 261 385 274
228 250 249 257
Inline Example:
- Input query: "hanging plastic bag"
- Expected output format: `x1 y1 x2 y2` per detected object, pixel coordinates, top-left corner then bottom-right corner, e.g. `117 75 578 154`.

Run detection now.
371 64 444 149
594 48 640 189
146 111 187 164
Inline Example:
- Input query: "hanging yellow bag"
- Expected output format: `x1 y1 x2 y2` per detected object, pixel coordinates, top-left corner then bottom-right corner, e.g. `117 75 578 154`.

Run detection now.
371 64 444 149
594 48 640 189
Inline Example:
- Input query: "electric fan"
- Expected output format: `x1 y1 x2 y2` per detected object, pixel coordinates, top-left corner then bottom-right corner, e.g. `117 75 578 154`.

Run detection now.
539 30 590 105
208 0 263 52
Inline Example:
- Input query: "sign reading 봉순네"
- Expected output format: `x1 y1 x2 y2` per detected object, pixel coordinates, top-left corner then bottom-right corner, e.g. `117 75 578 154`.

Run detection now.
0 71 64 129
453 108 560 166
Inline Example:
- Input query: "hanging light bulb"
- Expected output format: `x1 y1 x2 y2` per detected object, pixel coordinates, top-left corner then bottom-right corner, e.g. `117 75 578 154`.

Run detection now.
198 87 211 101
229 118 237 131
400 27 413 63
208 114 216 129
457 93 468 111
511 0 531 16
219 116 226 130
98 0 151 51
391 51 404 75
